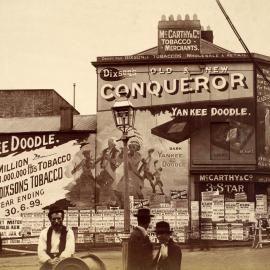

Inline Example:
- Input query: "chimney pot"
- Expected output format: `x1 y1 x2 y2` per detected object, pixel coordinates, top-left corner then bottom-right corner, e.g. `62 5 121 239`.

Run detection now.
201 27 214 43
169 14 174 21
161 14 166 21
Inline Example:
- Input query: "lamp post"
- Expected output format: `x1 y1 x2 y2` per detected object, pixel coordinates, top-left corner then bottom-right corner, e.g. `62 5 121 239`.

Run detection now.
111 92 135 270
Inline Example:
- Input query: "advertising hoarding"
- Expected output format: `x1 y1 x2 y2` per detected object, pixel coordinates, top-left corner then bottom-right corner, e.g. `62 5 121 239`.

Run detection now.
0 132 95 218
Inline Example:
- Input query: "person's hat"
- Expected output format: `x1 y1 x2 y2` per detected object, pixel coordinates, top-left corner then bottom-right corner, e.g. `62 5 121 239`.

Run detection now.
48 206 65 219
134 208 154 217
155 221 173 234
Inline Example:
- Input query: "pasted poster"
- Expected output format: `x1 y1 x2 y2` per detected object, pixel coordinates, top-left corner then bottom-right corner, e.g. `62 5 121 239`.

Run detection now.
96 109 189 209
212 195 224 222
0 132 95 218
225 201 237 222
257 65 270 168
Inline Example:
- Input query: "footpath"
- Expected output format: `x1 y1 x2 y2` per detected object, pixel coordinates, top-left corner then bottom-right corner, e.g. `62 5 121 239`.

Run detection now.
0 246 270 270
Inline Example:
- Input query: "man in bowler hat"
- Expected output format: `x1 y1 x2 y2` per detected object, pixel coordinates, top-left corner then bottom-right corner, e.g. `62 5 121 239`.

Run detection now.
128 208 154 270
153 221 182 270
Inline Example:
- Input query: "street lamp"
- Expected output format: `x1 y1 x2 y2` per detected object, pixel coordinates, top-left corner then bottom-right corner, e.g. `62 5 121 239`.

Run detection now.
112 93 135 135
111 91 135 270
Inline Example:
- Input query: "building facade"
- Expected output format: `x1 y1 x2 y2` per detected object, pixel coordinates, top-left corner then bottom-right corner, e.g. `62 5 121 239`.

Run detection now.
92 15 270 243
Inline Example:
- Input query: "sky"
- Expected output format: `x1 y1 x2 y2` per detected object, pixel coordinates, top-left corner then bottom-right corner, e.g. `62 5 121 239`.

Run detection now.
0 0 270 115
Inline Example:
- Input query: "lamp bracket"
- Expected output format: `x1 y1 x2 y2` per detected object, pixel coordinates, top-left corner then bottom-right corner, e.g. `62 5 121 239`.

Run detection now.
117 134 135 143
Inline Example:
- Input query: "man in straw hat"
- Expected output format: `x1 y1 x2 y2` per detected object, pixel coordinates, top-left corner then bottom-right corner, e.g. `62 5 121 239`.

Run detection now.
153 221 182 270
128 208 154 270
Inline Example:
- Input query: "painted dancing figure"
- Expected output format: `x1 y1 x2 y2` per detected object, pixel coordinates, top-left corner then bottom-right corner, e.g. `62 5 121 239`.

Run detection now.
96 137 120 204
152 160 164 194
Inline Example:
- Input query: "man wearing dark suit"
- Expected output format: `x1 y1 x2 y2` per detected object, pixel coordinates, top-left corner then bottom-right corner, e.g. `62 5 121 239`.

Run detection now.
128 208 154 270
153 221 182 270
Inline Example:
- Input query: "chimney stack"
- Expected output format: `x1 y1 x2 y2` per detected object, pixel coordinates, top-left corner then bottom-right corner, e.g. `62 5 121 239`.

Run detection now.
158 14 201 55
201 25 214 43
60 107 73 131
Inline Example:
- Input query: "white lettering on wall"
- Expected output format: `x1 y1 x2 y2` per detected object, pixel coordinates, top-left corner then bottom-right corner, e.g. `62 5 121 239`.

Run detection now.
101 73 248 101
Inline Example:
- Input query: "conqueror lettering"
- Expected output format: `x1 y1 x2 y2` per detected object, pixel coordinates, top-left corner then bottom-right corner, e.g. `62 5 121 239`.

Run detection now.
101 73 248 101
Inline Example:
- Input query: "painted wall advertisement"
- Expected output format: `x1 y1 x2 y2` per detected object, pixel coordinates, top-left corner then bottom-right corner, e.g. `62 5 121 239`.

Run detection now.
157 20 201 54
197 174 252 201
257 65 270 168
98 62 255 166
92 62 270 169
97 63 254 112
96 110 189 209
0 132 95 219
98 63 254 163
